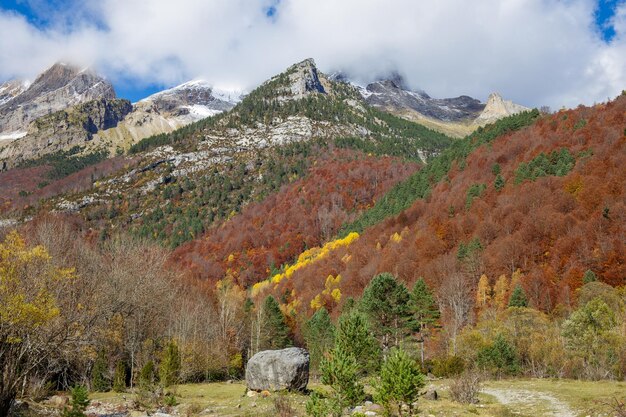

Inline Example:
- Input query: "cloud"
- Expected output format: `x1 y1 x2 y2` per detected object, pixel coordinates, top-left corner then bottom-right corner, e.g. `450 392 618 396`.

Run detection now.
0 0 624 108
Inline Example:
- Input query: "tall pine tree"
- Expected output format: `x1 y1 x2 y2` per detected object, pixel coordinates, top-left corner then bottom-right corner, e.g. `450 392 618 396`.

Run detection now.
359 273 412 353
410 278 440 364
304 307 335 375
260 295 292 350
508 285 528 308
335 310 380 375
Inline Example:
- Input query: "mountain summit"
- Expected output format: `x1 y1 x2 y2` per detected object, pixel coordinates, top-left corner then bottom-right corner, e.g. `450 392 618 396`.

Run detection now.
474 92 530 125
331 72 528 137
0 63 115 135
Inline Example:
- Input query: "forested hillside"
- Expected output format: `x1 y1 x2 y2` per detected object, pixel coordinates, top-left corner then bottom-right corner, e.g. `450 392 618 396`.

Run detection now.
0 67 624 416
249 96 625 313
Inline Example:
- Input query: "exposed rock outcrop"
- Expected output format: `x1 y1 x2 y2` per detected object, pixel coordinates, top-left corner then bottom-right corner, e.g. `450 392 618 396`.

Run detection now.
0 98 131 167
363 77 485 122
245 348 309 392
0 63 116 134
0 79 29 107
331 72 528 137
88 81 242 150
288 58 326 98
474 92 530 125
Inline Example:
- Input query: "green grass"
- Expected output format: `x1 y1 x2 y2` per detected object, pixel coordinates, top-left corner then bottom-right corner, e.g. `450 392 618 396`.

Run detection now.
85 378 625 417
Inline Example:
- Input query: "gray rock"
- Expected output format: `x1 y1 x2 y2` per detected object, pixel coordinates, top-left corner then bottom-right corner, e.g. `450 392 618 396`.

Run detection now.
364 77 485 122
245 347 309 391
0 97 132 169
423 388 438 400
0 62 116 134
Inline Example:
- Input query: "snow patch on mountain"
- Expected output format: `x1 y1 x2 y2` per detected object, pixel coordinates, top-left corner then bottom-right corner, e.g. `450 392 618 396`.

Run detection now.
0 131 27 142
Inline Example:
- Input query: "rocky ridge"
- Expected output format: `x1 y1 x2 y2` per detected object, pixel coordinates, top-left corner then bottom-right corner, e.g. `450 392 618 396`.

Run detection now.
0 64 243 168
41 58 448 220
93 80 243 147
0 63 116 135
474 92 530 125
0 98 132 168
363 78 486 122
331 72 529 137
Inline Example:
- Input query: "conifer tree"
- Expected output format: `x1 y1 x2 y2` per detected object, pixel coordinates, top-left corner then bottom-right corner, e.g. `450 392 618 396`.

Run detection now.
159 341 181 387
335 310 380 375
377 348 425 417
260 295 292 350
304 307 335 374
508 285 528 308
91 351 109 392
112 361 126 392
476 334 520 376
320 344 365 408
62 386 90 417
139 360 155 388
359 273 412 352
494 174 506 191
410 278 440 364
583 269 597 284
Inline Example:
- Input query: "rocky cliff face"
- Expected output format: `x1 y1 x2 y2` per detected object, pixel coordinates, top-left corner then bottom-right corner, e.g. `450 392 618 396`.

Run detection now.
331 72 529 137
473 92 530 125
0 63 116 135
288 58 326 98
0 64 243 167
0 80 29 108
142 79 241 116
90 80 243 148
363 78 485 122
0 98 131 168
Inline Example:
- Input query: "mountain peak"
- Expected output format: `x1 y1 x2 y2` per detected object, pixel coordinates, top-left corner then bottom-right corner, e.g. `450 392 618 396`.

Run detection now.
378 71 409 90
289 58 317 70
475 92 529 125
286 58 325 97
0 62 116 134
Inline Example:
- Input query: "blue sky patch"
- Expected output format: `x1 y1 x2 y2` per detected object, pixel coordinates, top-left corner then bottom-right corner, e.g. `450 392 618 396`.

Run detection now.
595 0 624 42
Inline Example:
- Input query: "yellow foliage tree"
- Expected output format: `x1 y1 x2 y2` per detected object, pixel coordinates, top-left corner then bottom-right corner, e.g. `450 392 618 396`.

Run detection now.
493 274 510 311
0 231 76 415
476 274 492 309
310 274 343 310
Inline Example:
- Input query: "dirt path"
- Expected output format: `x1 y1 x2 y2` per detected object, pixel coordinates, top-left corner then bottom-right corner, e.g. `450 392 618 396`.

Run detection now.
483 388 577 417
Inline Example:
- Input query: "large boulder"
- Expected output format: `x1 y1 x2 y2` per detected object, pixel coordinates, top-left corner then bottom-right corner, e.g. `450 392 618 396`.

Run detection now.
245 347 309 391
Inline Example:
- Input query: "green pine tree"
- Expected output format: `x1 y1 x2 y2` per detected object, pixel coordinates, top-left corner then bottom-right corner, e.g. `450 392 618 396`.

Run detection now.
410 278 440 364
476 334 520 376
112 361 126 392
508 285 528 308
260 295 292 350
320 344 365 408
376 348 426 417
494 174 506 191
139 360 155 388
359 273 413 352
335 310 380 375
583 269 597 284
62 386 90 417
159 340 181 387
91 350 109 392
304 307 335 374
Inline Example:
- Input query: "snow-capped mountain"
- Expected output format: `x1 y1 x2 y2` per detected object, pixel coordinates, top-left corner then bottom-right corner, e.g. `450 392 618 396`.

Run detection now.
0 63 245 167
92 80 244 148
138 79 243 122
0 63 116 136
330 72 528 137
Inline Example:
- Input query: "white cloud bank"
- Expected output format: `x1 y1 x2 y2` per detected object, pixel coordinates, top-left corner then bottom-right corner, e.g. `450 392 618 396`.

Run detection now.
0 0 624 108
